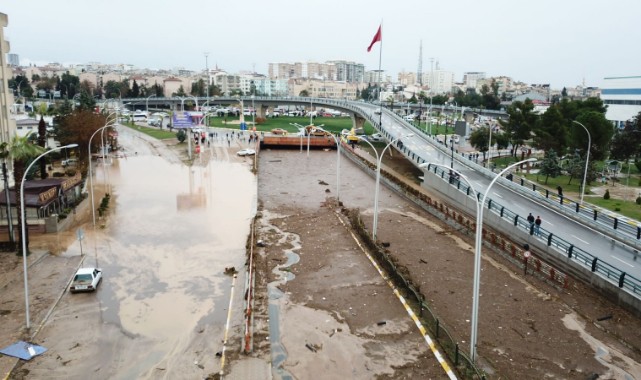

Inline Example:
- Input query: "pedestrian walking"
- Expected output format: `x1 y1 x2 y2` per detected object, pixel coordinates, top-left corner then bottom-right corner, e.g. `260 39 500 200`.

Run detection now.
534 216 542 235
527 213 535 225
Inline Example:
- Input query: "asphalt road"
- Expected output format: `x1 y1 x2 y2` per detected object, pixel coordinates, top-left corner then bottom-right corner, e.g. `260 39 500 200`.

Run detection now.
354 102 641 282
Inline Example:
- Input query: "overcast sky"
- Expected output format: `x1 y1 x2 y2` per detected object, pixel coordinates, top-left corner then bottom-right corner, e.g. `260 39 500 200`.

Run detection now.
2 0 639 90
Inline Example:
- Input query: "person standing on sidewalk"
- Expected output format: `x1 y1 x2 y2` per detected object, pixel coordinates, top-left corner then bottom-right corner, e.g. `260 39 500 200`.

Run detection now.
535 216 542 235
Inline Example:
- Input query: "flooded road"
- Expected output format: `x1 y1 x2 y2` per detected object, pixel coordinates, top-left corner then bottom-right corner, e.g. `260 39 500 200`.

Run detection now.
20 127 257 379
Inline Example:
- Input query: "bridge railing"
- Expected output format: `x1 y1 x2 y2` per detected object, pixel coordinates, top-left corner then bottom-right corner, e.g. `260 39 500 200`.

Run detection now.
416 162 641 297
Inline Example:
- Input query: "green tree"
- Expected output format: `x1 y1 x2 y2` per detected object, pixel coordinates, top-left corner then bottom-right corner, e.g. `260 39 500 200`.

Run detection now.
131 80 140 98
8 134 45 252
469 126 490 158
174 85 187 97
191 79 206 97
150 83 164 97
533 105 568 154
499 99 538 157
610 114 641 162
538 149 562 184
299 89 310 97
572 111 614 161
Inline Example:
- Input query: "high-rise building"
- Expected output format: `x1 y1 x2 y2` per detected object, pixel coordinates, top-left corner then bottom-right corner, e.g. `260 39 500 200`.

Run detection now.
7 53 19 67
0 12 17 149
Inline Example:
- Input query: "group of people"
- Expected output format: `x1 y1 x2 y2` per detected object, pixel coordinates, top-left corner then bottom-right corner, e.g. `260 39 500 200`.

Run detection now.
527 213 542 235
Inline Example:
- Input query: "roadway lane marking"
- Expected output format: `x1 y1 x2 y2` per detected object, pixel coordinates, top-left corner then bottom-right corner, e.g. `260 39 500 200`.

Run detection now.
492 192 503 199
611 255 634 268
333 211 457 379
572 235 589 245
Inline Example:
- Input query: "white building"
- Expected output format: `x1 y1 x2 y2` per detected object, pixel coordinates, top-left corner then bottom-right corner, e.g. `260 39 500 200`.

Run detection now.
601 76 641 128
1 12 17 147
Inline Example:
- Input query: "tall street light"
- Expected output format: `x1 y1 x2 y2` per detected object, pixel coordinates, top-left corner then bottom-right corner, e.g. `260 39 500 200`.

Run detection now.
421 158 536 362
146 94 157 114
21 143 78 330
328 133 341 203
359 133 414 240
89 123 116 227
572 120 591 205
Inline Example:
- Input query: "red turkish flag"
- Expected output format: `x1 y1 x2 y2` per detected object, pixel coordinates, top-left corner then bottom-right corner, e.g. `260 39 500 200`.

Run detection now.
367 25 382 52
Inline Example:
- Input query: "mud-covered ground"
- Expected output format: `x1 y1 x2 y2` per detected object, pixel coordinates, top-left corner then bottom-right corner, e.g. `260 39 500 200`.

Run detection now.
251 146 641 379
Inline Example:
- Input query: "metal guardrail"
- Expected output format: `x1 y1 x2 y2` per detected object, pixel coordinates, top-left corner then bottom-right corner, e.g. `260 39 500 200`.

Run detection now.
418 164 641 296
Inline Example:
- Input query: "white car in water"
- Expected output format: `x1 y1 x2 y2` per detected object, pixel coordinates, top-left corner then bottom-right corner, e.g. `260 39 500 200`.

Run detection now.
70 267 102 293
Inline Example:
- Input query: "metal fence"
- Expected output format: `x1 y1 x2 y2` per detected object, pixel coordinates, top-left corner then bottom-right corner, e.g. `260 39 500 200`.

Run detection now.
419 164 641 296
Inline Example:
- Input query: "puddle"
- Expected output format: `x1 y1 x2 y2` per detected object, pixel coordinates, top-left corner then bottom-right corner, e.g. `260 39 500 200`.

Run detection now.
562 312 641 379
263 211 301 380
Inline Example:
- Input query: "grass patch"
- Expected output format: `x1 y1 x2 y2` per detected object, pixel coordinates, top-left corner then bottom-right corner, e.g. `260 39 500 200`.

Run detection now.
123 123 177 139
205 115 376 135
585 197 641 220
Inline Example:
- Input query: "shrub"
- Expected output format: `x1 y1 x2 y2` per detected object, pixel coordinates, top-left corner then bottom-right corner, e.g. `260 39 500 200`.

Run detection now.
604 189 610 200
255 117 266 125
176 129 186 142
637 196 641 205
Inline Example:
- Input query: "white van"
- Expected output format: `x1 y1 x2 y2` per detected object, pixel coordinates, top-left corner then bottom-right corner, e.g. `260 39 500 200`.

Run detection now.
133 113 147 122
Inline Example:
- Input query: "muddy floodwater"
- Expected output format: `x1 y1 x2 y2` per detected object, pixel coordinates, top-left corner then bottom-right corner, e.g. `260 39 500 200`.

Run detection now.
18 127 257 379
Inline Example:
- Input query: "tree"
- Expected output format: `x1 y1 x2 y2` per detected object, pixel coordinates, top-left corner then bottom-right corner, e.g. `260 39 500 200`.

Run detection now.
174 85 187 97
499 99 538 157
131 80 140 98
533 105 568 154
191 79 206 97
572 111 614 161
54 110 108 163
8 134 45 252
299 89 310 97
469 126 491 158
610 113 641 174
538 149 562 184
386 95 394 111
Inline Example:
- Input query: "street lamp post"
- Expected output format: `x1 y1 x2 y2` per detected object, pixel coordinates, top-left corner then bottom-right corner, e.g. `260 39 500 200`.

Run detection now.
21 143 79 330
89 123 116 227
487 124 493 169
146 94 157 114
328 134 341 203
359 133 414 240
572 120 591 205
419 158 535 362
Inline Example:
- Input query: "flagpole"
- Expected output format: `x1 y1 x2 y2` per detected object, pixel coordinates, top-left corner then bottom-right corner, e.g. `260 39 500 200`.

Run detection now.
378 22 383 128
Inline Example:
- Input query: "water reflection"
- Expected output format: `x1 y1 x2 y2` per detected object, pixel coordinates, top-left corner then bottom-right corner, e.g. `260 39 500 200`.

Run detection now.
87 129 257 377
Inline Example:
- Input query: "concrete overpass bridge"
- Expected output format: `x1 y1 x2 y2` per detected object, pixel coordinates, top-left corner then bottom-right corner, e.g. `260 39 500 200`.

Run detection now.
112 96 506 132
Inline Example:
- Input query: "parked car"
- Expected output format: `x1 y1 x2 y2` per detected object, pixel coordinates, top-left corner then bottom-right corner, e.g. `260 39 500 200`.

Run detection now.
237 149 256 156
70 267 102 293
271 128 288 135
369 133 384 142
61 158 78 167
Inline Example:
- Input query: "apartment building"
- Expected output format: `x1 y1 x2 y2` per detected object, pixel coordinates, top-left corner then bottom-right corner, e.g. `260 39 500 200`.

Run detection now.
463 72 486 89
288 78 358 99
0 12 17 146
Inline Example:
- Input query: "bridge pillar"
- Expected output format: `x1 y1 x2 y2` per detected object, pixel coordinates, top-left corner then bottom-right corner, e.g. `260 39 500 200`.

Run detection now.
350 113 366 134
256 103 268 119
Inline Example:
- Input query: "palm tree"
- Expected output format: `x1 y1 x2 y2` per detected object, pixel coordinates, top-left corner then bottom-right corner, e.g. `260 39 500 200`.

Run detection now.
8 134 45 253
